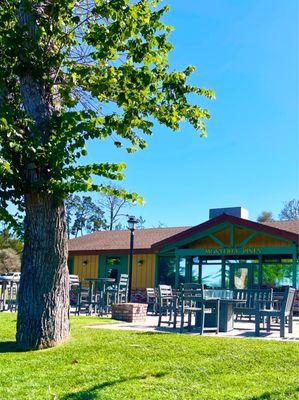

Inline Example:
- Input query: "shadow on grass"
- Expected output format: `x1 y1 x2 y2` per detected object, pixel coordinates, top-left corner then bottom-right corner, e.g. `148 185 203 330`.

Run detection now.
249 386 299 400
0 341 20 353
62 372 167 400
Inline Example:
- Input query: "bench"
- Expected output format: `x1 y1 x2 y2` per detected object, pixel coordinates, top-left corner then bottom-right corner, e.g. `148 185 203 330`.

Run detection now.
233 288 273 320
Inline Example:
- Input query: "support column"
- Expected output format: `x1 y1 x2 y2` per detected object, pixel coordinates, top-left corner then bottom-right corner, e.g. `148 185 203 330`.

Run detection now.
229 264 234 290
185 257 192 283
292 250 297 289
175 255 180 289
198 258 202 284
221 257 226 288
258 255 263 288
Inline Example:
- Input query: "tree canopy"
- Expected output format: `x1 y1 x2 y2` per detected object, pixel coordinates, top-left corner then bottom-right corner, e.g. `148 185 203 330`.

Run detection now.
0 0 214 234
279 199 299 221
66 195 105 237
257 211 274 223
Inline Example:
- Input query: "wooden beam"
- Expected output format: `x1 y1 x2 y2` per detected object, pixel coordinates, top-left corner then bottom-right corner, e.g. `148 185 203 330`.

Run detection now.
230 225 235 247
238 232 257 247
157 222 230 253
208 234 226 248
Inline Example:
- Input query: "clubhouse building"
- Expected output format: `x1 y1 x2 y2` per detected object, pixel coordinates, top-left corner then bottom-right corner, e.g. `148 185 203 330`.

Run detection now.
68 207 299 292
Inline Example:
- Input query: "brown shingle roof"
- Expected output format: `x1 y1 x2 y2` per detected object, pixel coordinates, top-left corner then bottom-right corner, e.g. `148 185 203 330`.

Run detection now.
68 218 299 254
262 220 299 235
68 226 189 254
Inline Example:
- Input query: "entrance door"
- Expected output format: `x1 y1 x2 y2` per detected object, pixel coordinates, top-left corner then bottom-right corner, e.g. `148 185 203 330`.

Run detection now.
105 255 128 281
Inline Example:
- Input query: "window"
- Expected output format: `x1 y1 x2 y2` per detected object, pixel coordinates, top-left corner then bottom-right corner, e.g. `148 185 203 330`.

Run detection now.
106 257 121 280
179 258 186 285
106 257 121 266
157 256 176 286
191 264 200 283
202 262 222 288
262 263 293 288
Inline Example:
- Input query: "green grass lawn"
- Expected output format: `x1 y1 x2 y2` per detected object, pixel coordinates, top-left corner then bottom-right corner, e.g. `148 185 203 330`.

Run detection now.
0 314 298 400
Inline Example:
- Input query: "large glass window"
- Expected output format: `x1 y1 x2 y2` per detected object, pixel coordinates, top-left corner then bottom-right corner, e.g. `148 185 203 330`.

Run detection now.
191 264 200 283
191 257 201 283
179 258 186 285
157 256 176 286
202 261 222 288
262 263 293 288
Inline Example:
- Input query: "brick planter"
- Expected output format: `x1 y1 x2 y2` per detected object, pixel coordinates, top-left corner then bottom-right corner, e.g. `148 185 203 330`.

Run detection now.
111 303 148 322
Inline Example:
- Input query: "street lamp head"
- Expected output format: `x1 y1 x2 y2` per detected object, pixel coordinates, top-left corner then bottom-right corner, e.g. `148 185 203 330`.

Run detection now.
127 215 138 231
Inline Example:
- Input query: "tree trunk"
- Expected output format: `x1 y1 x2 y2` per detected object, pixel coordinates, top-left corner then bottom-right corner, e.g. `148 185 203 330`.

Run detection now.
16 193 70 350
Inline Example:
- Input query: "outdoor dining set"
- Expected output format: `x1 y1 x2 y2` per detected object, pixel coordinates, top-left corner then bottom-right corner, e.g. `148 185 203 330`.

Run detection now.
0 273 130 316
0 271 297 338
70 274 129 316
146 284 296 338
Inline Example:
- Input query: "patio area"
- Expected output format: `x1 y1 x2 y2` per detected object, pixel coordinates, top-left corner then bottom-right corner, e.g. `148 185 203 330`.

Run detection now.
88 315 299 341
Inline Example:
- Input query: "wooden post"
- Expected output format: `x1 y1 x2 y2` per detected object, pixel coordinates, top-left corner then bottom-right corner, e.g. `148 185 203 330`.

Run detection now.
198 258 202 284
221 257 226 288
258 255 263 288
292 250 297 288
230 225 235 247
175 256 180 289
185 257 192 283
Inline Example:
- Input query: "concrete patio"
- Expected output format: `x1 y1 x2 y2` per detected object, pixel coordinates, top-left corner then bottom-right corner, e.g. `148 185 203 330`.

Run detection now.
88 315 299 341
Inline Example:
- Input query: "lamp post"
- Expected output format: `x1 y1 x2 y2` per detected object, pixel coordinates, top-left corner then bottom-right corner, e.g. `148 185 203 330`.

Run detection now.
127 215 138 302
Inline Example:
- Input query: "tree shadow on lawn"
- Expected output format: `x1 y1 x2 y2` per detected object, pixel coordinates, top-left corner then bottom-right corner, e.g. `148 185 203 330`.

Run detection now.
0 340 42 353
62 372 167 400
0 341 20 353
249 386 299 400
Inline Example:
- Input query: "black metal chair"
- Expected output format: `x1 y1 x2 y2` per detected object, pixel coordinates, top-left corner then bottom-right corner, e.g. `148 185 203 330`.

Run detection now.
255 286 296 338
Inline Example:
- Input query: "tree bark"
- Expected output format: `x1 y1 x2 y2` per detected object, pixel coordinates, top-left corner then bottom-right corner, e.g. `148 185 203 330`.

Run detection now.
16 193 70 350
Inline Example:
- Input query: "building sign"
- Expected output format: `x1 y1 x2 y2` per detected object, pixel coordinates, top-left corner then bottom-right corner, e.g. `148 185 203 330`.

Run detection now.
176 246 295 257
202 247 263 256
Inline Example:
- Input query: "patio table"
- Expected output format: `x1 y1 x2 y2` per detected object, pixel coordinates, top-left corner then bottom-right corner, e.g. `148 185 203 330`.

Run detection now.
204 298 246 332
202 290 246 332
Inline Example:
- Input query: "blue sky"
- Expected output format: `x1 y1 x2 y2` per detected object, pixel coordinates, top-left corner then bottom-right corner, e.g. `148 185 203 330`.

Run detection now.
87 0 298 227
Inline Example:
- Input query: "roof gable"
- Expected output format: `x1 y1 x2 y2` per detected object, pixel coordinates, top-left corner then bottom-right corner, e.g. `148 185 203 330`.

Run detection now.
152 215 299 251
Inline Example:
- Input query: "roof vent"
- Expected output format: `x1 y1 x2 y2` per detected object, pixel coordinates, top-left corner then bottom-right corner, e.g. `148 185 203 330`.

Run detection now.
209 207 249 220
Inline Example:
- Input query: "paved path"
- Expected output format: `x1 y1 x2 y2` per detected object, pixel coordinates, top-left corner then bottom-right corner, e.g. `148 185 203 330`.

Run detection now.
87 316 299 341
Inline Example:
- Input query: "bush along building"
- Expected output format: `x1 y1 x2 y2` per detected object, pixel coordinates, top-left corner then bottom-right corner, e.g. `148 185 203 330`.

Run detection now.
68 208 299 302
